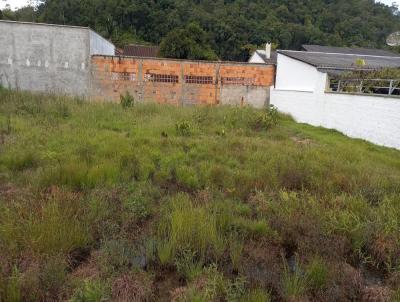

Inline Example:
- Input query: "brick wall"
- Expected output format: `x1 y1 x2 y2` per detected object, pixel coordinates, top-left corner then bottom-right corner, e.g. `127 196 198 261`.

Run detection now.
90 56 275 107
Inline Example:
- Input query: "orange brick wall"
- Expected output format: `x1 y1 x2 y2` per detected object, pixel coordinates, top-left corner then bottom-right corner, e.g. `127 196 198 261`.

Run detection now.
90 56 275 107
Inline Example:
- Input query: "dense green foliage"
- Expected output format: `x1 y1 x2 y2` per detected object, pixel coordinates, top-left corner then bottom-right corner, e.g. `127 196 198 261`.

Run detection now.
0 89 400 301
1 0 400 60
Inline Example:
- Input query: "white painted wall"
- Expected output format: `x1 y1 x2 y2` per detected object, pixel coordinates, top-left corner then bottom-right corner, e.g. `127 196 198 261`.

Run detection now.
249 52 265 64
271 89 400 149
272 52 400 149
275 54 324 92
89 30 115 56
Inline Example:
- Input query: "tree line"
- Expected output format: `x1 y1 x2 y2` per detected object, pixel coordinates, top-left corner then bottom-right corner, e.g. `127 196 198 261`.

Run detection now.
1 0 400 61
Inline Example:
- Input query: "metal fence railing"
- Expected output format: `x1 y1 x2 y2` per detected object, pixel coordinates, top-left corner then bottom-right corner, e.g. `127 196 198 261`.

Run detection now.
329 78 400 96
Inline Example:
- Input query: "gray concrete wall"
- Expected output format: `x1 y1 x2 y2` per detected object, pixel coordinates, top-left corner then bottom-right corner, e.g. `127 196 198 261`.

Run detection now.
220 85 270 108
0 21 115 97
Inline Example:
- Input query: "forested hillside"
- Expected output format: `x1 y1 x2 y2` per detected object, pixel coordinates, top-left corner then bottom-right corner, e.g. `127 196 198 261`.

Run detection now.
1 0 400 60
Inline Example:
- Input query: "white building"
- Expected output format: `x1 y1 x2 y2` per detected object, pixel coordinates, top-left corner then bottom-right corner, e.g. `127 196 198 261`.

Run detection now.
271 47 400 149
249 43 277 64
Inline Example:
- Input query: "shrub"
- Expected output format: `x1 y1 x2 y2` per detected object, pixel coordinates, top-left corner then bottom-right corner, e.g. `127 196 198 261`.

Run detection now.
120 91 134 108
250 105 279 131
175 121 192 136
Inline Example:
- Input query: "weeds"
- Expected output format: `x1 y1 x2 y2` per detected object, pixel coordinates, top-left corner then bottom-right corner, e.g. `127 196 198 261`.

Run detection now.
2 267 21 302
157 194 224 263
70 279 110 302
175 249 203 281
120 91 135 108
229 234 244 272
306 256 329 290
175 120 192 136
240 289 272 302
281 256 307 300
1 90 400 301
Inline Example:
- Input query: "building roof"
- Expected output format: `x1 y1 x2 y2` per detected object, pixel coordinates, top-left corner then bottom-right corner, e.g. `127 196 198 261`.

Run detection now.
123 44 160 57
302 44 400 57
253 50 277 64
278 50 400 71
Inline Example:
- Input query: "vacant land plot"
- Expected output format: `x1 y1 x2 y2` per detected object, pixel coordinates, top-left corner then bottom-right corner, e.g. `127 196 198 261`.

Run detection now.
0 88 399 302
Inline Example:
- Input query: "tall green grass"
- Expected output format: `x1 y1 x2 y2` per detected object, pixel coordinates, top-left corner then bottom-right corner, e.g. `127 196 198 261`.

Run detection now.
1 88 400 301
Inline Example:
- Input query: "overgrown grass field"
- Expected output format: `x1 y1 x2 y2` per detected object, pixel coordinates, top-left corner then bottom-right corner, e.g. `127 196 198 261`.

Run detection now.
0 89 400 302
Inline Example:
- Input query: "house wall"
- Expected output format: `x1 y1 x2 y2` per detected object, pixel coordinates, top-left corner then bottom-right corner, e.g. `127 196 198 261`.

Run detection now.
248 52 265 64
90 56 275 107
272 52 400 149
271 87 400 150
275 54 323 92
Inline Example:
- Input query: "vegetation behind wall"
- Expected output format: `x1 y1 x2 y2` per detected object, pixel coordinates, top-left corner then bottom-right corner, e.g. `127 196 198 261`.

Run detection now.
1 0 400 60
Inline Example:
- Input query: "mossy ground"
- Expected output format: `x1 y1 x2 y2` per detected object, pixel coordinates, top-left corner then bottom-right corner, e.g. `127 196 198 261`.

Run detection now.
0 89 399 301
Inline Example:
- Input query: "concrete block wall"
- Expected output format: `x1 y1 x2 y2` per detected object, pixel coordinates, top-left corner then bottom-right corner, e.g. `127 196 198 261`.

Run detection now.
0 20 115 96
90 56 275 108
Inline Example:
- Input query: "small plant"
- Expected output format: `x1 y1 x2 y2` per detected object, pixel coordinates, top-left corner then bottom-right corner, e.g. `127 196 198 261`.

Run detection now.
203 265 228 301
124 194 152 222
240 289 272 302
306 256 329 290
98 239 138 275
70 279 110 302
157 240 174 266
281 256 307 300
391 288 400 302
226 276 247 302
251 105 278 131
229 234 244 272
157 194 224 262
175 249 203 281
175 120 192 136
4 267 21 302
120 91 134 108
